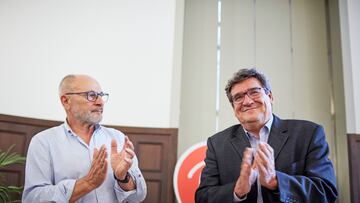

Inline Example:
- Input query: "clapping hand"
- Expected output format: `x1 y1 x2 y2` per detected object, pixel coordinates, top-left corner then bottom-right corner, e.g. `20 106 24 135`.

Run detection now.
70 145 108 202
234 142 278 198
110 136 135 181
84 145 108 189
234 147 258 198
254 142 278 190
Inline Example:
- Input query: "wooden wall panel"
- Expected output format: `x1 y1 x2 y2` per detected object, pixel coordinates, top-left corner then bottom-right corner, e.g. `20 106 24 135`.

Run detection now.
146 180 161 203
348 134 360 203
0 115 60 200
110 126 178 203
0 114 178 203
138 143 163 171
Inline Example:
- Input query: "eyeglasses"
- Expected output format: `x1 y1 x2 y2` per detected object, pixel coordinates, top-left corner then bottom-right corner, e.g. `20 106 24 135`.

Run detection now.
231 87 266 104
65 91 109 102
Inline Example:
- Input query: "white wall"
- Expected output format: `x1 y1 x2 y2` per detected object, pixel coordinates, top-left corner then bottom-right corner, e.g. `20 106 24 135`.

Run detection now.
0 0 183 128
340 0 360 133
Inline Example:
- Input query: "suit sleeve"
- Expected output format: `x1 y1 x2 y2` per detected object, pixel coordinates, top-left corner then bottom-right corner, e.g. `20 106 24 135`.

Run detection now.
274 125 338 203
195 138 257 203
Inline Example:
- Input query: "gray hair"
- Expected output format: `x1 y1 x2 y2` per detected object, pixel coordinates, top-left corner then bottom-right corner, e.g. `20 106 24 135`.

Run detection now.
58 74 77 97
225 68 271 103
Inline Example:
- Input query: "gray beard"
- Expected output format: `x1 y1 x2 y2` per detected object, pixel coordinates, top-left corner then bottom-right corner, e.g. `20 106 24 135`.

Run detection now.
74 111 102 125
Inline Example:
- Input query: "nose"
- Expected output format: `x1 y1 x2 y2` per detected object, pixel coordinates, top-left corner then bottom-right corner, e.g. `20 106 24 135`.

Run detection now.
94 96 105 105
242 94 254 105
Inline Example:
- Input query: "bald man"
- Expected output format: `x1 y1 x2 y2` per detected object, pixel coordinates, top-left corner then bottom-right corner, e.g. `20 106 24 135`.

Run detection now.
23 75 147 203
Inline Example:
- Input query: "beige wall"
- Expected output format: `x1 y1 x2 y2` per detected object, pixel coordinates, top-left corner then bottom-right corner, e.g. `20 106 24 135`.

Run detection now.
179 0 218 153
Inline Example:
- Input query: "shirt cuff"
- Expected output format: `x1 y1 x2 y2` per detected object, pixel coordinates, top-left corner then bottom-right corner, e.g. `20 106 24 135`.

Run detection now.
114 170 137 196
59 179 77 201
114 183 136 194
234 192 247 202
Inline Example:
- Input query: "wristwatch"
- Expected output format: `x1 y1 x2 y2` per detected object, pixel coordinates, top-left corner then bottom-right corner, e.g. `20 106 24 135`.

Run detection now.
114 172 130 183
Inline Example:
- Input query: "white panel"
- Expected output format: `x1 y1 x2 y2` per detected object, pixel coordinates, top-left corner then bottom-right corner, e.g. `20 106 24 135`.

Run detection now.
291 0 333 152
170 0 185 128
219 0 255 130
179 0 217 154
329 0 350 202
347 0 360 133
339 0 356 134
256 0 293 119
0 0 178 128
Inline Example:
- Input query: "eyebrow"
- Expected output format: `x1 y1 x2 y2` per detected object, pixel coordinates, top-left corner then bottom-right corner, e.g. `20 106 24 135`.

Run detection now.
231 92 243 99
232 87 261 96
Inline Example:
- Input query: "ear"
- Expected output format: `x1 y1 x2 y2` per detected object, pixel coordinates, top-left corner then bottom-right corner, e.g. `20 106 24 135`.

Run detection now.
268 91 274 104
60 95 71 110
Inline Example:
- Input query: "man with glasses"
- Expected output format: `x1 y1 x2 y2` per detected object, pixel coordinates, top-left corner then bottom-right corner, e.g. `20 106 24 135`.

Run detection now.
23 74 147 203
195 68 337 202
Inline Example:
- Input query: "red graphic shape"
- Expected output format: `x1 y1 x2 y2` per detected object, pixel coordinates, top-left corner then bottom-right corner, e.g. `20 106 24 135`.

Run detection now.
174 142 207 203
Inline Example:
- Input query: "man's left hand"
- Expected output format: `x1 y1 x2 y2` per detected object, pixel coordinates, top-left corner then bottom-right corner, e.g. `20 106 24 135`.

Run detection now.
111 136 135 181
254 142 278 190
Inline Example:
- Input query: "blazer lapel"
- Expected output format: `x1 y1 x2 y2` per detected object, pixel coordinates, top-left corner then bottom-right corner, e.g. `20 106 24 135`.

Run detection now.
229 126 251 160
267 115 289 160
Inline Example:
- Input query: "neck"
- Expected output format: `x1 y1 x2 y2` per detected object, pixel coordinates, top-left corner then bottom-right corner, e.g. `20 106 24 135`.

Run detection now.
247 129 260 139
242 114 272 139
67 118 95 144
242 123 263 139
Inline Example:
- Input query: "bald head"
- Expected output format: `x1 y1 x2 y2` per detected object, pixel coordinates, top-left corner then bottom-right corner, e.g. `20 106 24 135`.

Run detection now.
58 74 101 97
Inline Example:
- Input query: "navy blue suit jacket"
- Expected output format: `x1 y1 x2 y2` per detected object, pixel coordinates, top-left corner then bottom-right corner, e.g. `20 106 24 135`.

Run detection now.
195 115 338 203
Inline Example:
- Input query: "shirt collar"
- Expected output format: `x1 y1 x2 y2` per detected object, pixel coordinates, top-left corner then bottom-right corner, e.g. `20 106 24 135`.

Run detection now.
264 114 274 131
243 114 274 138
63 119 101 137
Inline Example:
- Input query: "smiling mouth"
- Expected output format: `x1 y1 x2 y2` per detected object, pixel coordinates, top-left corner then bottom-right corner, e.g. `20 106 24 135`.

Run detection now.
241 107 257 112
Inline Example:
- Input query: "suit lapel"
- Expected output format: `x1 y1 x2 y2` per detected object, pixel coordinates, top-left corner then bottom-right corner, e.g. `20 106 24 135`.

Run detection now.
228 116 288 160
267 115 289 160
229 126 251 159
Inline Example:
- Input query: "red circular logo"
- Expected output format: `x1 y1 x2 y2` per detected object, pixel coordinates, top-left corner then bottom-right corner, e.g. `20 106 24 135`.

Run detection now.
173 142 207 203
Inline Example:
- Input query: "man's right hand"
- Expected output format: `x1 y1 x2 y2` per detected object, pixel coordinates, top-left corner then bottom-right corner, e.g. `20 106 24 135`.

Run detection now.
234 147 258 198
84 145 108 189
69 145 108 203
